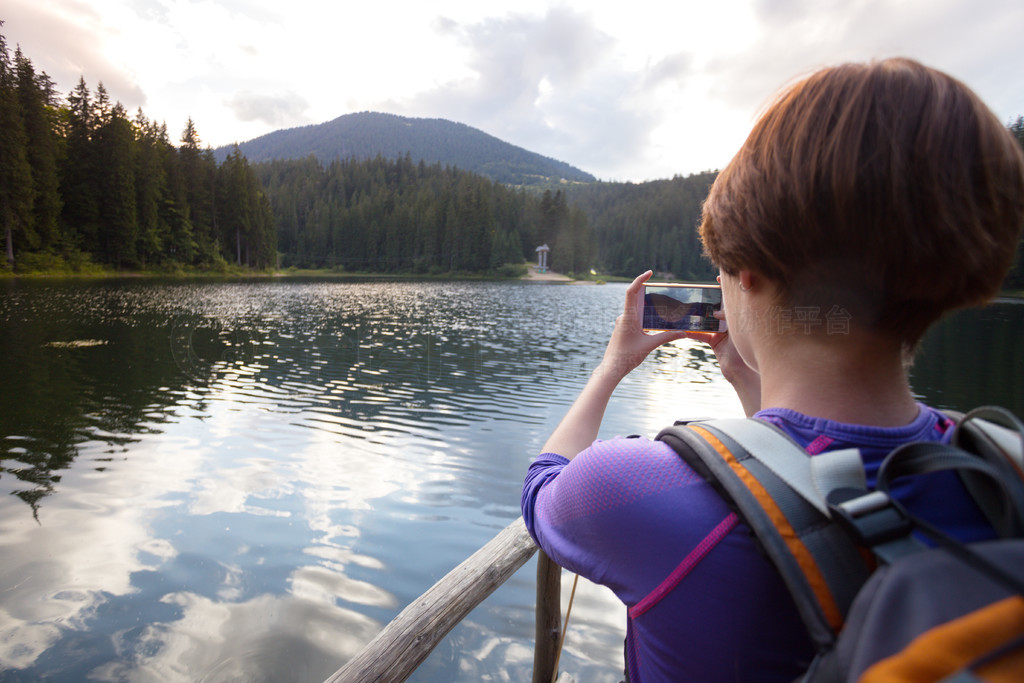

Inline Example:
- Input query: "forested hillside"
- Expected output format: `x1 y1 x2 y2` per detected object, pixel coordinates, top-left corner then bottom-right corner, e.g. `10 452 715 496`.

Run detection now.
257 154 593 275
567 174 718 279
215 112 596 186
0 26 275 272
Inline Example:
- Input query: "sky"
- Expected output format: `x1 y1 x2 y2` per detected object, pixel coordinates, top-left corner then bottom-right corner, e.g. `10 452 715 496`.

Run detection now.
3 0 1023 182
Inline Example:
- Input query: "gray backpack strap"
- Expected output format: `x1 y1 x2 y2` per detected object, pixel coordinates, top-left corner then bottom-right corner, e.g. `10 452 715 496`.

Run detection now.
700 418 861 516
952 407 1024 537
875 440 1024 597
953 406 1024 472
657 419 873 651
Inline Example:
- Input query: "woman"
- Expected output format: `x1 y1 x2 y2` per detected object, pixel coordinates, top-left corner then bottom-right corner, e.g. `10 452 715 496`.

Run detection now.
522 58 1024 681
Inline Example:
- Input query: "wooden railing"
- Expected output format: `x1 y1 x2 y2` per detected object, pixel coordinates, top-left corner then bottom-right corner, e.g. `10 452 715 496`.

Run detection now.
323 516 564 683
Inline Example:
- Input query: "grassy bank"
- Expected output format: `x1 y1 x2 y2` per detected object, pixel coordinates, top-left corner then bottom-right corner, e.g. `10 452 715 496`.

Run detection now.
1 263 268 280
1 259 638 282
1 262 535 281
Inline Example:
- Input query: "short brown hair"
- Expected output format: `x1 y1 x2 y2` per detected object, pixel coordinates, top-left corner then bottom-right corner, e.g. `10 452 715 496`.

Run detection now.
700 58 1024 343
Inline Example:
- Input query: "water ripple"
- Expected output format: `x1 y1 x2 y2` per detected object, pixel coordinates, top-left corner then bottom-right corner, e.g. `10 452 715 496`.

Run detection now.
4 278 1014 681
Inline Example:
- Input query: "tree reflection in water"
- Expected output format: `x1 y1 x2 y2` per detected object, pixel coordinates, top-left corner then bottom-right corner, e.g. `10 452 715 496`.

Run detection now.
0 278 1019 681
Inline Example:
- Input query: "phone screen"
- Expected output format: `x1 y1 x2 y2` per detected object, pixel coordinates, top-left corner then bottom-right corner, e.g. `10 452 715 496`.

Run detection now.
642 284 723 332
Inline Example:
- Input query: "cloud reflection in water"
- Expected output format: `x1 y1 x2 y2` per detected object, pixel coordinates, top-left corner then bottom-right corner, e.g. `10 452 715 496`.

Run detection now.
0 279 746 681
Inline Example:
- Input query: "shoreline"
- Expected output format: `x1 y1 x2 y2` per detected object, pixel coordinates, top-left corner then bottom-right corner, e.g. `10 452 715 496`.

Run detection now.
0 259 624 284
2 267 1017 296
0 264 600 284
521 264 575 282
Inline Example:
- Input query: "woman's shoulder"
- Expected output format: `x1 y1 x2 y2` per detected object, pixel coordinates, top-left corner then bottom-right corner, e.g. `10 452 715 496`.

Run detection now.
560 434 709 498
533 434 731 549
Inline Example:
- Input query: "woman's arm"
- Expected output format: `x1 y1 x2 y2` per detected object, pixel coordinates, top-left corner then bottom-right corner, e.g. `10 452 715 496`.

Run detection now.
540 271 687 459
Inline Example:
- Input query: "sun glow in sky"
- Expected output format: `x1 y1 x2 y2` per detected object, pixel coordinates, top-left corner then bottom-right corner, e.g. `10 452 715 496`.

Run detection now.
4 0 1023 181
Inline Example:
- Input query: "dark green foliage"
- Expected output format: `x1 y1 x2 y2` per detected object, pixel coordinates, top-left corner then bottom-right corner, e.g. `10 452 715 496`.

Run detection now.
95 103 138 266
0 27 275 272
14 48 61 254
132 110 168 265
219 145 276 268
1007 116 1024 291
258 154 547 273
566 173 719 280
214 112 595 186
0 29 33 267
179 118 219 263
60 76 100 255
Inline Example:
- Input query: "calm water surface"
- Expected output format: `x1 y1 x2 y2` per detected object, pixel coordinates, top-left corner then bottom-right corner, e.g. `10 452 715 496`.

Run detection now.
0 278 1020 682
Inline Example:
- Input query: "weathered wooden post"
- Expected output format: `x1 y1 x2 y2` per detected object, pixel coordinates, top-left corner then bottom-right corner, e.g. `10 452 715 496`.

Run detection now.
323 517 537 682
532 550 562 683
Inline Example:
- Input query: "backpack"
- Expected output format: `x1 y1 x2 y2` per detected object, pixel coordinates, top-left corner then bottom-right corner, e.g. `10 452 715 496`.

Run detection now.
656 406 1024 682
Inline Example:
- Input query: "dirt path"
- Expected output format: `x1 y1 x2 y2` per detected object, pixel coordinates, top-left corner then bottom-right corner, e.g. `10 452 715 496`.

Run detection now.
521 264 574 282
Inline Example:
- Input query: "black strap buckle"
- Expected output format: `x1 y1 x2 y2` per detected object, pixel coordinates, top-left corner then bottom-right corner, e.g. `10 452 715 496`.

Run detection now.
827 488 914 547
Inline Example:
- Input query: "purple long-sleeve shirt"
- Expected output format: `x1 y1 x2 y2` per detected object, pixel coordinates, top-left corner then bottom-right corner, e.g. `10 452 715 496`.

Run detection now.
522 405 994 682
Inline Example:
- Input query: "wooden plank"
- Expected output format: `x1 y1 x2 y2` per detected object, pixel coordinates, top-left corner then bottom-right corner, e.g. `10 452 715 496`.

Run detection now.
324 516 538 683
532 550 562 683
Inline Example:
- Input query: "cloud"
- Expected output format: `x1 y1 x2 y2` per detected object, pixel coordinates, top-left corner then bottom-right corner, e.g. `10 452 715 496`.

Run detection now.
646 52 693 89
387 6 696 180
3 0 147 108
225 90 310 127
10 0 1019 182
706 0 1024 121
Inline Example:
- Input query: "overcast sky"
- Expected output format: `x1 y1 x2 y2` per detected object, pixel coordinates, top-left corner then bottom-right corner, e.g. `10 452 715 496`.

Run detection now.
3 0 1023 182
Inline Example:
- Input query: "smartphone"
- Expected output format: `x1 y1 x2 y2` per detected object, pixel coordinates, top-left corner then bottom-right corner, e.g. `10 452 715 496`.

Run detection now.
642 283 724 332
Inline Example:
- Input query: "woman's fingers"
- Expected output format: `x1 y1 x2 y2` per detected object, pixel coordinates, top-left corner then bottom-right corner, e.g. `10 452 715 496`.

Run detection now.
624 270 653 320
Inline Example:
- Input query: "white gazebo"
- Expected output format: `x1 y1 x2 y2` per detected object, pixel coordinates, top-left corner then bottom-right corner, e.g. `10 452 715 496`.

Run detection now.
535 244 550 274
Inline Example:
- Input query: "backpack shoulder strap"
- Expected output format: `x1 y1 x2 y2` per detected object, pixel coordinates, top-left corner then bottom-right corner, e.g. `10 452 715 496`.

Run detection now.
657 419 872 651
950 406 1024 537
954 406 1024 474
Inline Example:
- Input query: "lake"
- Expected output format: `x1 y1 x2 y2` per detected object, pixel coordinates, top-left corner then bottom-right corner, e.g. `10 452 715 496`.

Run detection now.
0 277 1021 682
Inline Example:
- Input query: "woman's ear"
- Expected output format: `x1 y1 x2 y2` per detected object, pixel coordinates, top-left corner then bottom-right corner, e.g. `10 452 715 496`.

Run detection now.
739 269 755 292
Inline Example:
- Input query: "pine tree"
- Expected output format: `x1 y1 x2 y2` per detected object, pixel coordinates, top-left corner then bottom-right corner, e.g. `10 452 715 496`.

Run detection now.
162 122 197 263
14 48 62 253
93 81 111 126
219 145 255 266
179 117 217 263
251 185 277 269
60 76 100 253
94 102 137 266
568 204 591 275
0 27 34 268
133 110 168 265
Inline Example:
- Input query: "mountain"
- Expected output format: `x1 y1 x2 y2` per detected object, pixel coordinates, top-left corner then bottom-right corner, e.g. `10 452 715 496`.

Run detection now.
214 112 596 186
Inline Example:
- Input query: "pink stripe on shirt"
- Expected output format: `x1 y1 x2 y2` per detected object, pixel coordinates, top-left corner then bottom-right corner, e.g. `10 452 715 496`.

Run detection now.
805 435 834 455
629 512 739 619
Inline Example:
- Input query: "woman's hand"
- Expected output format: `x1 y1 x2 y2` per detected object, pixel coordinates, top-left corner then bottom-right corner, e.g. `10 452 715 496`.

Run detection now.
701 313 762 416
596 271 688 382
540 271 686 459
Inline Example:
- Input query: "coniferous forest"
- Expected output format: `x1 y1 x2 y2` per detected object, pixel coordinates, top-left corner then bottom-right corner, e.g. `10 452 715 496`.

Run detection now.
0 26 276 272
255 154 721 279
257 155 594 275
3 22 1023 286
566 174 718 279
